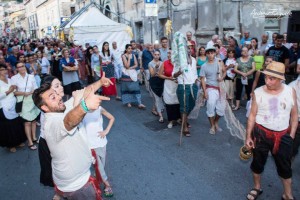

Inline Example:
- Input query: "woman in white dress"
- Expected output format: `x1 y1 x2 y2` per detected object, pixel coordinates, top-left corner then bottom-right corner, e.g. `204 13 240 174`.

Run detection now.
11 62 40 150
0 63 26 153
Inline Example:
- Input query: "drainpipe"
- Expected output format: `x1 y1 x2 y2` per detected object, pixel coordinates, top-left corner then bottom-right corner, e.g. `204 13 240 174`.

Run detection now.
219 0 223 40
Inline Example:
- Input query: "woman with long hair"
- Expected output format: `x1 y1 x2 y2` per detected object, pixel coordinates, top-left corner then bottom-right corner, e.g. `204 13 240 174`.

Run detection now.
158 49 181 128
85 46 94 84
121 44 146 109
196 46 207 77
11 62 40 150
100 42 119 99
0 63 27 153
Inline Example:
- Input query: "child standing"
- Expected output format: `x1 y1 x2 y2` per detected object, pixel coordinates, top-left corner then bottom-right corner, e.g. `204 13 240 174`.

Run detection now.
223 49 237 108
83 106 115 198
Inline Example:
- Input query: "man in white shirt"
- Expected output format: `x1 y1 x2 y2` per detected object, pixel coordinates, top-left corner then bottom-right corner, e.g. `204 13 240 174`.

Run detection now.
288 59 300 159
32 76 112 200
173 48 198 137
206 35 219 49
111 41 123 81
245 62 298 200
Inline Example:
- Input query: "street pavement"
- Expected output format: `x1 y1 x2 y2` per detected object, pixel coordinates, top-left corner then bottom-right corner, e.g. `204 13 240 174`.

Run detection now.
0 84 299 200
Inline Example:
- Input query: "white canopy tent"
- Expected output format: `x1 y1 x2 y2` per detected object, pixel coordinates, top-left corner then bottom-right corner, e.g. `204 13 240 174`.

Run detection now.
63 3 132 50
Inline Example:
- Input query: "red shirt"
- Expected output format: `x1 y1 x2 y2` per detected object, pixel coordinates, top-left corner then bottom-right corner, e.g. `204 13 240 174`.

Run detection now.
163 60 174 77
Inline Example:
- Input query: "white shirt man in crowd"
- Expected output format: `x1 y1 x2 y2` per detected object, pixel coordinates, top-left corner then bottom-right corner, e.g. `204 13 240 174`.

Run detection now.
258 34 269 56
206 35 219 49
288 59 300 160
111 41 123 81
159 37 169 62
32 76 112 199
173 48 198 137
245 62 298 200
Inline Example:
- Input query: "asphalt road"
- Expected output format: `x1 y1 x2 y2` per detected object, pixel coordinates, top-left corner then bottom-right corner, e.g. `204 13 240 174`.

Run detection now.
0 84 299 200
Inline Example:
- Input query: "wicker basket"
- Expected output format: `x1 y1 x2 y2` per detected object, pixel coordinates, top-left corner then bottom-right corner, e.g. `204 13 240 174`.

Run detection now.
239 145 253 160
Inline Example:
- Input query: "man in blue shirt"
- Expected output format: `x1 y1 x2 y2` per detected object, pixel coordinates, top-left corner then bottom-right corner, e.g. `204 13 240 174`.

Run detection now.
6 46 19 73
240 31 252 48
141 44 154 91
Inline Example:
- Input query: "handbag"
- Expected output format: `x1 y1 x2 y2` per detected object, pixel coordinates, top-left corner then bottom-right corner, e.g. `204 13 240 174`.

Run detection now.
15 75 29 113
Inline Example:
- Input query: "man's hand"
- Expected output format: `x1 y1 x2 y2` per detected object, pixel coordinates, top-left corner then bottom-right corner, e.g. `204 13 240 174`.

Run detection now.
84 85 110 111
72 88 85 106
203 90 208 100
245 137 255 149
99 72 113 87
217 77 223 82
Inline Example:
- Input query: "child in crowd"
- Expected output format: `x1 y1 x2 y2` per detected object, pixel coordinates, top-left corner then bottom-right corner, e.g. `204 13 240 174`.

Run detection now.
83 106 115 197
251 56 273 93
223 49 237 108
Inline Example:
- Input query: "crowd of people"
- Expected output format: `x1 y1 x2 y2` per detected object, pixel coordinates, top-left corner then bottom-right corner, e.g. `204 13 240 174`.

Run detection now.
0 30 299 200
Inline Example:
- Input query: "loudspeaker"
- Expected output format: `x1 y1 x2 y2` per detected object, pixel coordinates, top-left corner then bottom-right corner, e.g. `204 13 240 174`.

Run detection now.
287 10 300 43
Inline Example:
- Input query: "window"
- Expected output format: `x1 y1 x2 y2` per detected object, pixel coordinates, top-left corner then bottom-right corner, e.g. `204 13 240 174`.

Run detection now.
70 6 75 14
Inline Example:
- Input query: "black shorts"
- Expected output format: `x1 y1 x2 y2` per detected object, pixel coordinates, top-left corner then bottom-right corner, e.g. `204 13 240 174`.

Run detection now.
250 124 293 179
63 81 81 96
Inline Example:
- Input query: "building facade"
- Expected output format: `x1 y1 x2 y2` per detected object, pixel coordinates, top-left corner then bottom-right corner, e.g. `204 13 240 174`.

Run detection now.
75 0 300 46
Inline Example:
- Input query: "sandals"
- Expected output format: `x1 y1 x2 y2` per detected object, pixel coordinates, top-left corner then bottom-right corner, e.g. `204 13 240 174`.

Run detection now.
115 96 121 101
104 187 114 197
9 147 17 153
151 110 159 116
33 139 39 144
127 103 132 108
232 107 240 111
209 128 216 135
28 144 37 150
282 195 296 200
183 130 191 137
159 117 164 123
246 188 263 200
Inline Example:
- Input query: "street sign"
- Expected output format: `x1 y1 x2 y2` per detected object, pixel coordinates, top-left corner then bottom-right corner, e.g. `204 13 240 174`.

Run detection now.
145 0 157 16
145 0 156 3
5 28 10 33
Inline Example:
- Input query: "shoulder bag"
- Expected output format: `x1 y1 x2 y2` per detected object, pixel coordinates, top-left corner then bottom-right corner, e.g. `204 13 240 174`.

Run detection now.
15 75 29 113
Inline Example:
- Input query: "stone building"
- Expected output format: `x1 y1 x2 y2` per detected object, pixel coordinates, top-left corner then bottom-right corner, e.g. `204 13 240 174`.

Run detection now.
75 0 300 46
24 0 73 38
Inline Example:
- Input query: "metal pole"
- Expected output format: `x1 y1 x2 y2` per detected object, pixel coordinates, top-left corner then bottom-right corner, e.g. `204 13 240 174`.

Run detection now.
151 17 153 43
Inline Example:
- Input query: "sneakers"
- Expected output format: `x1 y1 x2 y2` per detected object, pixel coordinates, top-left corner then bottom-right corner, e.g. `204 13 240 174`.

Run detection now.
167 122 173 129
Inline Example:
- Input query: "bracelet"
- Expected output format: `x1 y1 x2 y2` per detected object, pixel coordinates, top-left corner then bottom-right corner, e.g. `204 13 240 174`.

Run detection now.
80 99 89 113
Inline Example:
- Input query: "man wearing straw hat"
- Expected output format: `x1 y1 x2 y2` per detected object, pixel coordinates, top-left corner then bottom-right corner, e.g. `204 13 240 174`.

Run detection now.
245 61 298 200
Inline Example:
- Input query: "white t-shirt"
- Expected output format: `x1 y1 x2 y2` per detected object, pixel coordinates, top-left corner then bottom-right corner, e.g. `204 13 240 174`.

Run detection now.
288 76 300 122
44 98 92 192
255 84 294 131
11 73 37 93
173 57 198 85
111 48 123 66
83 106 107 149
0 78 18 119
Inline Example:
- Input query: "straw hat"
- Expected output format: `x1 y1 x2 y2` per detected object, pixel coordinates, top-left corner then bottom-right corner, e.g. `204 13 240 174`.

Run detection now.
261 61 285 80
239 145 253 161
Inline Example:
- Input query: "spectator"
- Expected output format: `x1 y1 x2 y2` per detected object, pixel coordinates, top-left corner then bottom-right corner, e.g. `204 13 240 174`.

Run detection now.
159 37 169 62
240 31 251 47
186 31 197 58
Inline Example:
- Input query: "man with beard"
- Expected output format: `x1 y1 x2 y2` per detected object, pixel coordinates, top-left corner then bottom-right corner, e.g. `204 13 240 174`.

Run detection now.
245 62 298 200
32 75 112 200
173 48 198 137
